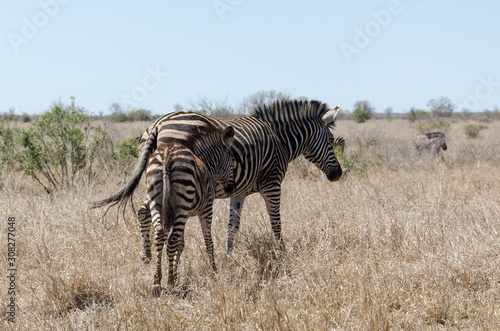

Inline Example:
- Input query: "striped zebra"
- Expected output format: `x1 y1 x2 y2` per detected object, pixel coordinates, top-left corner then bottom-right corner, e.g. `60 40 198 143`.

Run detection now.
95 99 342 258
333 135 345 153
94 125 235 296
415 132 447 157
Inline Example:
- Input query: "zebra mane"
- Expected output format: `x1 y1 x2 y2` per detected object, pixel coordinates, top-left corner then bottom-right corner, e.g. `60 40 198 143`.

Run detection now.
251 99 331 125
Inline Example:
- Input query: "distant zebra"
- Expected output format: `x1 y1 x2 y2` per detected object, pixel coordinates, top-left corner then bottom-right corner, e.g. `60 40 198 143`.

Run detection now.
94 125 235 296
333 135 345 153
415 132 447 157
95 100 342 258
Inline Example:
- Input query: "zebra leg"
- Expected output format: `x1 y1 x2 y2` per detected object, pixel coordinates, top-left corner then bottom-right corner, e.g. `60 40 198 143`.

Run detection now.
167 217 186 286
199 208 217 273
227 196 246 252
151 210 165 297
261 186 285 250
137 200 152 264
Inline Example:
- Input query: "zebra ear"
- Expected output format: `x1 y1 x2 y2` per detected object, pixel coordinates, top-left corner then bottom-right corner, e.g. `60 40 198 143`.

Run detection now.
222 126 235 147
322 105 340 126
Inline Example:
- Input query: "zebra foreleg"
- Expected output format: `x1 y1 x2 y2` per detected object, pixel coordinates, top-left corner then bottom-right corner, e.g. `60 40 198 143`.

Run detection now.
227 196 246 252
261 187 285 250
137 201 152 264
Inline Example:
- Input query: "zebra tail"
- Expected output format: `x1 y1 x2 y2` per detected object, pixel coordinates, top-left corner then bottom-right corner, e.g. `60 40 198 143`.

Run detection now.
91 127 158 210
161 153 174 231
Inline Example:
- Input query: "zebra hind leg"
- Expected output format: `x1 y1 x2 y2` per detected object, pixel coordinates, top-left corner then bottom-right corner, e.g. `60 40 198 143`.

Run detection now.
199 211 217 273
152 219 166 297
167 218 186 286
137 201 152 264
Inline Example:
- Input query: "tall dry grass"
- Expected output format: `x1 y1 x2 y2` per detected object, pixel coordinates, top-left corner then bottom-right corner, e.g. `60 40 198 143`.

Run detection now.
1 119 499 330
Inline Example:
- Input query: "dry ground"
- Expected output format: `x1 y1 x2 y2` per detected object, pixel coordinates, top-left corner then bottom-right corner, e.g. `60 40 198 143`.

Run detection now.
1 119 499 330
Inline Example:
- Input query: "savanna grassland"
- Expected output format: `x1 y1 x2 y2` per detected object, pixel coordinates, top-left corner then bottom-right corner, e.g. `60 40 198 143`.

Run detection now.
1 118 499 330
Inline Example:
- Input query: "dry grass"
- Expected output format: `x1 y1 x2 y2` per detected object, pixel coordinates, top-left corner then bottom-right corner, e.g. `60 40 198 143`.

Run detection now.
1 119 499 330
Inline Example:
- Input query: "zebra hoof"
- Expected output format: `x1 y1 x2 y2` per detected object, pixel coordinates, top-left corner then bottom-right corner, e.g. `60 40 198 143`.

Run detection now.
152 285 162 297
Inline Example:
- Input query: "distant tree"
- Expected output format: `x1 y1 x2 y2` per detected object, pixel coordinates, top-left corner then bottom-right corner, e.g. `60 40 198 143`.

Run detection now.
353 100 375 119
460 108 473 120
352 100 374 122
109 102 122 114
427 97 455 118
353 108 370 123
173 103 184 112
238 90 290 115
384 107 393 120
406 107 431 123
187 95 238 118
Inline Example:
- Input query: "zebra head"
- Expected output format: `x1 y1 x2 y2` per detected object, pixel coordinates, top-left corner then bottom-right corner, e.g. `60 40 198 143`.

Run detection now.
303 105 343 182
215 126 236 194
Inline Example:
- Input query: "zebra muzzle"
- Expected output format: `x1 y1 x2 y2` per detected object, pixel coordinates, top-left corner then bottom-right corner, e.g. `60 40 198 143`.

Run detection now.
327 166 342 182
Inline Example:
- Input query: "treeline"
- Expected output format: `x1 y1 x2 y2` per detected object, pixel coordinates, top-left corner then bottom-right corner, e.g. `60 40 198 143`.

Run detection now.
1 92 497 192
4 93 499 124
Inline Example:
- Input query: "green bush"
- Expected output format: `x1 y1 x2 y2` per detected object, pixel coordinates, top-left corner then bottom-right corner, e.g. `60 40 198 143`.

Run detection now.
110 137 140 177
109 112 129 122
406 108 431 123
337 137 382 177
416 119 450 133
113 137 139 159
16 98 111 193
0 112 20 173
463 123 488 139
353 108 371 123
21 113 32 123
128 109 152 122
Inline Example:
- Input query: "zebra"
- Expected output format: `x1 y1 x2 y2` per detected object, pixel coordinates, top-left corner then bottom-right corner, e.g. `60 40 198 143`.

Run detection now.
94 124 235 296
415 132 447 157
95 99 342 257
333 135 345 153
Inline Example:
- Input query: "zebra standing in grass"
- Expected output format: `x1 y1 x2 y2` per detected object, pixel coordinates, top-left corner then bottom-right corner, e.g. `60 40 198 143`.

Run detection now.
415 132 447 157
94 125 235 296
95 100 342 259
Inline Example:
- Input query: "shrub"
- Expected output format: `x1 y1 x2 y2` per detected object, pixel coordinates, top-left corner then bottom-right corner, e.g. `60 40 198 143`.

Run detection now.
110 137 140 178
353 108 370 123
337 137 382 176
128 109 152 122
406 108 431 123
416 119 450 133
16 98 111 193
109 112 129 122
21 113 32 122
463 123 488 139
0 113 20 174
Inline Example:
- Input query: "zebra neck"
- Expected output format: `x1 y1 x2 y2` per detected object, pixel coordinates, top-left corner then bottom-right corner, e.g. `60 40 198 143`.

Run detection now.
272 124 310 163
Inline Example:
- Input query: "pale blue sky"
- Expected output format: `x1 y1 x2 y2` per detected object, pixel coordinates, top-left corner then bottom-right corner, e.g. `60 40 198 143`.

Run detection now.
2 0 499 115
